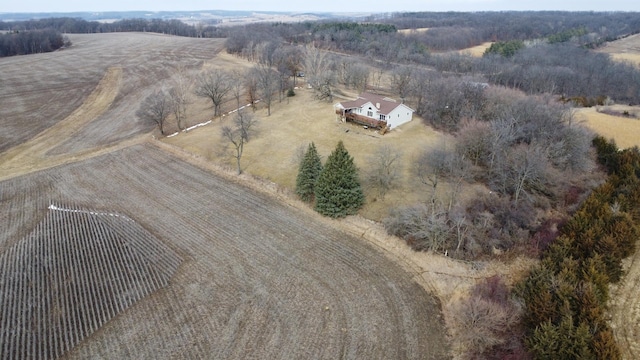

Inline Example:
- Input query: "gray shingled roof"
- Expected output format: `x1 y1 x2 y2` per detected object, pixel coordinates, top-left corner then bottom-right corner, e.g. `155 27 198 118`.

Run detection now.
338 92 408 115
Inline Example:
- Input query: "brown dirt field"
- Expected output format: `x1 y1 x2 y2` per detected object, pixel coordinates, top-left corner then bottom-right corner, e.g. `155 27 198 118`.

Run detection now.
596 33 640 67
577 106 640 149
0 67 123 177
0 32 224 155
1 143 450 359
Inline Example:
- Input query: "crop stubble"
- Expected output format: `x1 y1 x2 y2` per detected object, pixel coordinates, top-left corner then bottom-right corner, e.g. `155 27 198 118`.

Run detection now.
0 203 182 359
0 143 449 359
0 32 223 155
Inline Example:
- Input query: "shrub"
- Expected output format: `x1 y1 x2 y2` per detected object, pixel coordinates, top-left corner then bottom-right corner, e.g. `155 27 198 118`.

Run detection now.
450 276 524 359
383 204 452 252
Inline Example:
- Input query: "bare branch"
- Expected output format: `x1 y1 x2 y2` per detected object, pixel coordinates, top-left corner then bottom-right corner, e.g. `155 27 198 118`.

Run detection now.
136 89 173 135
195 69 233 117
221 110 259 174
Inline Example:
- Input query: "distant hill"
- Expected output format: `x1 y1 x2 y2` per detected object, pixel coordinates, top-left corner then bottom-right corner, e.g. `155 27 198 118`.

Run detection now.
0 10 353 24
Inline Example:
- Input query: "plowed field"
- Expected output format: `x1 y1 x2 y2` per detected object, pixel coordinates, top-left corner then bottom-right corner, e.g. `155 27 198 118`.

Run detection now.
0 143 449 359
0 32 222 155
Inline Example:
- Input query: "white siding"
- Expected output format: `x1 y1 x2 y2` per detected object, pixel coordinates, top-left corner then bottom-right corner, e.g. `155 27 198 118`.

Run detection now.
360 102 378 119
386 104 413 128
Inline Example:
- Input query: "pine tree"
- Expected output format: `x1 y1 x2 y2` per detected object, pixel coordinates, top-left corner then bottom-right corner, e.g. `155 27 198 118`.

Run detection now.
314 141 365 218
295 142 323 202
527 320 560 358
592 328 621 360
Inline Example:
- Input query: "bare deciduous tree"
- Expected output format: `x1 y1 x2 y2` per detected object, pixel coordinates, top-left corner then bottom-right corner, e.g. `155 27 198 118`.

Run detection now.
494 144 551 205
230 69 246 110
195 69 232 117
390 65 413 103
303 44 330 90
169 66 193 130
383 203 452 252
303 44 336 101
221 110 258 174
245 71 259 111
136 89 173 135
271 46 303 100
366 145 402 199
448 278 521 358
416 144 472 208
251 64 279 116
345 62 369 92
409 68 434 112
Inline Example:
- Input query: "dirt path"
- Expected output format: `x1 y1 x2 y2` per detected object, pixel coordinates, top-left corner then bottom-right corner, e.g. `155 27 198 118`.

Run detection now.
610 251 640 359
0 67 145 180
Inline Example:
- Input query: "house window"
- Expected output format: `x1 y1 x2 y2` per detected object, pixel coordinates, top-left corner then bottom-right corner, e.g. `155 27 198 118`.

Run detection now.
367 111 373 117
379 114 386 120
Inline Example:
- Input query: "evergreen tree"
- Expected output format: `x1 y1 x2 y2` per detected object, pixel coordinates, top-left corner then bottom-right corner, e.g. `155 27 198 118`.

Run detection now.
592 329 622 360
314 141 365 218
295 142 323 202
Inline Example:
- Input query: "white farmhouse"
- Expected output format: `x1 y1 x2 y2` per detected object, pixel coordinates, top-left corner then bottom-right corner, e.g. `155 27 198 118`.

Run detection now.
334 92 414 130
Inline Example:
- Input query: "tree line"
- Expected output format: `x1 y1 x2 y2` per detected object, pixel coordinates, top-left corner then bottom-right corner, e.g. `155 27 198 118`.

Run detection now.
0 29 69 57
379 11 640 48
0 17 227 38
222 15 640 105
514 137 640 359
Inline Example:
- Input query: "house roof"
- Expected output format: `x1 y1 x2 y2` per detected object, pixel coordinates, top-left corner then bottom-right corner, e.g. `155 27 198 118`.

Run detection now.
337 92 413 115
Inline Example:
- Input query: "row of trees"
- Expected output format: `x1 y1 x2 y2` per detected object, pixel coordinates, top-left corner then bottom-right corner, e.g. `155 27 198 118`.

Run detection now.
226 20 640 106
137 60 287 134
10 11 639 52
380 11 640 48
0 29 69 57
136 67 262 175
296 142 365 218
515 137 640 359
482 44 640 105
0 17 227 38
421 43 640 106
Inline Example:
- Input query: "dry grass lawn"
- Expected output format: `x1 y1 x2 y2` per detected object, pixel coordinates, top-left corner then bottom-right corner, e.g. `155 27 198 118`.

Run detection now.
577 106 640 149
597 33 640 68
165 83 448 221
456 42 493 57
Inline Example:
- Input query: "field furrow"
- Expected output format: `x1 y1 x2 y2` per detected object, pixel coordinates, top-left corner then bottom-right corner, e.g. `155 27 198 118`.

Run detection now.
0 200 182 359
0 143 449 359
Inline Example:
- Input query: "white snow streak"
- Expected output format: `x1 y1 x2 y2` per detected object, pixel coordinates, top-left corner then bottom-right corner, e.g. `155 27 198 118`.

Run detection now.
48 204 132 221
162 100 261 138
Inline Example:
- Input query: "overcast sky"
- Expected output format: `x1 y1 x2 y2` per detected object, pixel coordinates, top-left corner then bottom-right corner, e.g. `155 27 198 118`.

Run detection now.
2 0 639 13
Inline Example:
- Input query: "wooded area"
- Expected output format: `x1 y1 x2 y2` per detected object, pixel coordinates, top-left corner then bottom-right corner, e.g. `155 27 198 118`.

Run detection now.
0 29 68 57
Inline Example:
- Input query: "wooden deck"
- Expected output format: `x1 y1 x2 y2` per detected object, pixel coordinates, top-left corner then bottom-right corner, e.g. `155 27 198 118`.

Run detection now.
336 110 386 129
